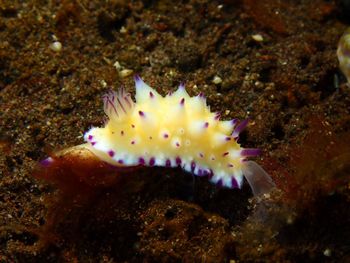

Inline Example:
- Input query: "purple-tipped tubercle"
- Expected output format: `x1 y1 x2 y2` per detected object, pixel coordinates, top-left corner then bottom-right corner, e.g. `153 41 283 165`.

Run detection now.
231 177 239 188
176 157 182 165
134 74 141 82
231 119 239 127
233 119 249 135
40 157 53 167
216 179 223 187
191 161 196 172
198 92 205 98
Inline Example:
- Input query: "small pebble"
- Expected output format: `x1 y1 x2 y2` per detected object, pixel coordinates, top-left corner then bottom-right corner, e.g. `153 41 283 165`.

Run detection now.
113 61 122 70
119 69 133 78
212 75 222 84
49 41 62 52
323 248 332 257
252 34 264 42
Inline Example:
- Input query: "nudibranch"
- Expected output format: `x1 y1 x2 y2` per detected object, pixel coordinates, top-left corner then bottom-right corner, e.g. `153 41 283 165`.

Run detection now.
337 27 350 85
70 76 274 196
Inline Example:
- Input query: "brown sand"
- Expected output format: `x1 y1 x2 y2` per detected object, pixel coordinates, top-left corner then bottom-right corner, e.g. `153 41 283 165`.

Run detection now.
1 0 349 262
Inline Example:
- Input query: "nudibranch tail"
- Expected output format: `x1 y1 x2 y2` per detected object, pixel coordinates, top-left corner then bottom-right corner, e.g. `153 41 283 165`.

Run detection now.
80 76 275 195
241 161 276 196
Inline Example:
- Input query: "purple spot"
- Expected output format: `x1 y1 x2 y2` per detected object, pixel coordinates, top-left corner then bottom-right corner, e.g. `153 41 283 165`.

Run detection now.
204 122 209 128
131 140 135 145
222 152 229 157
88 135 93 140
199 153 204 158
228 163 234 168
202 169 209 176
208 169 214 179
40 157 53 167
91 142 96 146
134 74 141 82
139 111 145 117
176 157 182 166
241 148 261 157
163 133 169 138
118 159 124 164
121 130 124 136
225 137 231 141
180 98 185 105
216 179 223 187
108 150 115 157
149 157 155 166
131 124 135 128
149 91 154 98
198 92 204 98
191 161 196 172
139 157 145 165
231 177 239 188
176 142 180 147
165 159 171 167
197 169 203 176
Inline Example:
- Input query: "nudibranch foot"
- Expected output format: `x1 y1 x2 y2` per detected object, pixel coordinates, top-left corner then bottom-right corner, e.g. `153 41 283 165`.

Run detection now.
35 144 140 192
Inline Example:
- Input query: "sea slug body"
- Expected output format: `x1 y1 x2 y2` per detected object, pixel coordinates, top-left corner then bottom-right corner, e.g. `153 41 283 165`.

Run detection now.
82 76 275 195
337 27 350 85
